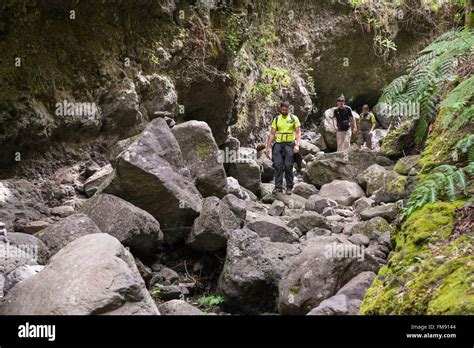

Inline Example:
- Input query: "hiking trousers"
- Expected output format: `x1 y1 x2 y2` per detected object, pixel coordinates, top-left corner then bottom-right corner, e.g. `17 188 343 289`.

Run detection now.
273 142 294 190
336 130 351 152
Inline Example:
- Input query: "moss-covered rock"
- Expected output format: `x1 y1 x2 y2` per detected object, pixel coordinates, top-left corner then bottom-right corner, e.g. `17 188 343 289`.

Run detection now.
360 201 473 315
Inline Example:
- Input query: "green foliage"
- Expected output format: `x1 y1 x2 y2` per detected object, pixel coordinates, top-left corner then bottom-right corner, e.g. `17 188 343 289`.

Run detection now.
403 162 473 218
377 29 474 144
250 67 290 100
223 14 247 55
455 135 474 162
196 295 225 312
150 283 165 298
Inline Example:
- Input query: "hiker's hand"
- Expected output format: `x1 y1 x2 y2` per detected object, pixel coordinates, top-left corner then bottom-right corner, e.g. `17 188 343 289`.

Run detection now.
265 147 271 159
293 145 300 153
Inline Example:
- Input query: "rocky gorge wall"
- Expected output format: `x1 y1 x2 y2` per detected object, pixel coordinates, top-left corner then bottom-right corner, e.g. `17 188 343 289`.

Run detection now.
0 0 436 175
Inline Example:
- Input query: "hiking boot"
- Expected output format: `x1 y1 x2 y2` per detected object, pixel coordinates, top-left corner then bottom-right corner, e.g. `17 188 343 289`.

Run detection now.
272 188 282 194
285 188 293 195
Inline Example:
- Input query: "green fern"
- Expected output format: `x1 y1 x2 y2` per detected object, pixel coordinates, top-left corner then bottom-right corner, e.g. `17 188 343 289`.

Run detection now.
402 162 473 219
377 29 474 146
456 135 474 163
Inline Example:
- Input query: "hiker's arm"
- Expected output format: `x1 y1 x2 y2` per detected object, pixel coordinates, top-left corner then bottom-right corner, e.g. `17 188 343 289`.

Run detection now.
352 114 358 132
332 117 338 131
370 122 376 133
265 128 276 158
294 126 301 152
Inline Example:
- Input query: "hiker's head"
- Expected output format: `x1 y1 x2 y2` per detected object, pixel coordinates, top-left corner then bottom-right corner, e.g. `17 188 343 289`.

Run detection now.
337 95 345 108
362 104 369 113
280 101 290 115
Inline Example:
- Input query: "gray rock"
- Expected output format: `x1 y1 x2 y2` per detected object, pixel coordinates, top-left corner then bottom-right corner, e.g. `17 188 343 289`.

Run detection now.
7 232 50 265
3 265 44 293
137 74 177 118
268 200 285 217
155 284 189 301
306 227 332 238
100 78 146 135
278 236 379 315
35 213 102 256
350 217 392 241
293 182 318 199
257 152 275 183
227 152 261 195
172 121 228 198
150 267 179 286
319 180 365 206
0 179 49 233
394 155 421 176
247 216 299 243
0 274 4 298
304 149 390 187
217 228 300 314
51 205 75 218
307 294 361 315
226 177 245 199
84 164 113 197
353 196 375 213
336 271 377 301
299 139 320 156
287 211 331 233
378 231 392 249
80 194 163 257
262 192 307 209
102 118 202 243
360 203 398 222
158 300 205 315
348 234 370 246
221 194 247 221
186 197 240 252
0 234 159 315
357 165 408 203
305 194 338 213
23 220 51 234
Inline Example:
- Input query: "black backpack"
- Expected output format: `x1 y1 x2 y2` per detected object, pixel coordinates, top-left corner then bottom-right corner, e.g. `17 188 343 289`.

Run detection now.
335 107 352 131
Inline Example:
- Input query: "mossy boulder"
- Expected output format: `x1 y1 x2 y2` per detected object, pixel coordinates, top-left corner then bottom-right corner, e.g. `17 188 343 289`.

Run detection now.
360 201 473 315
394 155 420 176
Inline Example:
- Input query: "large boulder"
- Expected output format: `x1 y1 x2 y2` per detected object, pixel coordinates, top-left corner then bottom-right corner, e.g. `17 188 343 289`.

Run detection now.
217 228 300 314
172 120 228 198
0 234 159 315
80 194 163 257
226 148 261 195
319 180 365 206
102 118 202 243
357 165 408 203
247 216 299 243
304 150 392 187
35 213 102 256
278 236 380 315
186 197 240 252
256 152 275 183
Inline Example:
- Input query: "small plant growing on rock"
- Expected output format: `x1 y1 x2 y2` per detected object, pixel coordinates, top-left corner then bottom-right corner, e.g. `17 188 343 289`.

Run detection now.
197 295 224 311
151 283 165 298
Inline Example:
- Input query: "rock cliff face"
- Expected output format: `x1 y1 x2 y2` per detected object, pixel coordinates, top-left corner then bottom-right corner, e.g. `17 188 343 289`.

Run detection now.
0 0 433 174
